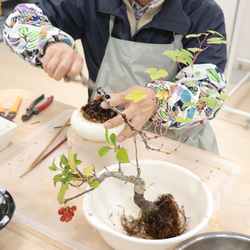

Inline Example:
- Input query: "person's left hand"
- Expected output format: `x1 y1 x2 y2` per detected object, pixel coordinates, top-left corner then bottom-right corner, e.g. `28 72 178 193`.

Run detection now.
101 86 157 142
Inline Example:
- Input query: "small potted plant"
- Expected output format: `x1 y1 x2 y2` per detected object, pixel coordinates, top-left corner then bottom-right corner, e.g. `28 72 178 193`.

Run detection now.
70 93 125 142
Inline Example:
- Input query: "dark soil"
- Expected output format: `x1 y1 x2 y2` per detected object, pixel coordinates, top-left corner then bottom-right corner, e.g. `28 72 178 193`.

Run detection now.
80 95 117 123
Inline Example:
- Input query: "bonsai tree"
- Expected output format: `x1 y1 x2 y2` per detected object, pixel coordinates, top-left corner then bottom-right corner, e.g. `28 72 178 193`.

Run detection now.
49 30 231 239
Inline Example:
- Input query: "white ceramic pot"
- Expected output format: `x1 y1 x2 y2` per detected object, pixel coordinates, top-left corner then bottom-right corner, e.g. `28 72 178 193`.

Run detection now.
70 109 125 142
0 117 17 151
83 160 214 250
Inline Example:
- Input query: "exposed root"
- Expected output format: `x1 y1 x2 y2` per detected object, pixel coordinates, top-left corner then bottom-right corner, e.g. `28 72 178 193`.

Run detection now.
121 194 187 239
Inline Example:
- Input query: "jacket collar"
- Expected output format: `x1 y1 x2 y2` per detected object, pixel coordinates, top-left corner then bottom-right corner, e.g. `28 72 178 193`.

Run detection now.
96 0 190 35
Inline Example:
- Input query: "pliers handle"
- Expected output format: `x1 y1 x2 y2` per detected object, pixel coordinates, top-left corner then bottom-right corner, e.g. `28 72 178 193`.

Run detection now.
22 94 54 121
9 96 22 118
0 96 22 121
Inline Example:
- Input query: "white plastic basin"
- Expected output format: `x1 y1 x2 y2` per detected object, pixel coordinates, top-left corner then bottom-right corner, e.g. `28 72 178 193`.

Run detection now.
83 160 214 250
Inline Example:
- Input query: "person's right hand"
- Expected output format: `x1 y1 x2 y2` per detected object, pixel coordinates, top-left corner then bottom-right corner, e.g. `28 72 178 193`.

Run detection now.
42 42 83 81
101 85 157 143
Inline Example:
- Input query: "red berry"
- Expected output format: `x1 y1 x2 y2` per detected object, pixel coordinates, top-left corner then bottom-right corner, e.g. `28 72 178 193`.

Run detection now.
71 205 77 212
64 211 71 219
65 216 72 222
58 205 77 222
58 207 65 215
60 215 65 222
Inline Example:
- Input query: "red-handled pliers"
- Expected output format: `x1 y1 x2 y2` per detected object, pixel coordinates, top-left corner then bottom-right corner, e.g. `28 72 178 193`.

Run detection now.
22 94 54 121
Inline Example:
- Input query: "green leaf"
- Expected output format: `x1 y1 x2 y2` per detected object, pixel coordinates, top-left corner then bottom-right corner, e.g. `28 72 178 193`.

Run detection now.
88 176 96 186
63 171 73 180
98 146 112 157
207 30 224 38
53 174 62 186
145 68 158 74
57 181 69 204
163 50 177 61
218 93 232 101
125 89 147 103
49 159 57 171
201 97 216 107
185 33 208 39
145 68 168 80
116 147 130 163
73 153 82 165
91 181 99 189
110 133 117 145
163 49 194 67
75 159 82 165
105 126 115 145
83 164 94 178
207 37 231 45
187 47 203 53
60 154 68 167
49 165 57 171
68 148 76 172
63 165 71 172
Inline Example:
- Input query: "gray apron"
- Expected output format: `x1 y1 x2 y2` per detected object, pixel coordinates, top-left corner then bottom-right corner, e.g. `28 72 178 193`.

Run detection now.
93 16 219 154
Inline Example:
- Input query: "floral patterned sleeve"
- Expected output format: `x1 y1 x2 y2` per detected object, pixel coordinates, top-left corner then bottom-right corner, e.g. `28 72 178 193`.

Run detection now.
3 4 76 68
146 63 226 129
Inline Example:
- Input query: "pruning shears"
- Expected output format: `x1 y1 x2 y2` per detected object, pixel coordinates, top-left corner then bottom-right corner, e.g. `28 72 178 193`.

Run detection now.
0 96 22 121
64 72 96 90
22 94 54 121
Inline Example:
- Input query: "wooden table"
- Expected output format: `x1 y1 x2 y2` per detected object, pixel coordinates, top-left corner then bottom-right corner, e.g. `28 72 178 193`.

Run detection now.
0 89 249 250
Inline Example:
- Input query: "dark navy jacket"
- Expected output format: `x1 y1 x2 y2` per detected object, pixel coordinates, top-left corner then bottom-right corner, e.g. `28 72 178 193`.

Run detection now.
36 0 227 83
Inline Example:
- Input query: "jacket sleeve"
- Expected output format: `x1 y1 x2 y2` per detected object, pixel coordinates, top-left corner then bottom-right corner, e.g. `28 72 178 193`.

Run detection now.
3 4 76 68
146 63 226 129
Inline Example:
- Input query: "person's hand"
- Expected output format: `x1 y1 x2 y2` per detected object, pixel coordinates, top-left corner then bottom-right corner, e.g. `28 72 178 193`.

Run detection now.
101 86 157 142
42 42 83 81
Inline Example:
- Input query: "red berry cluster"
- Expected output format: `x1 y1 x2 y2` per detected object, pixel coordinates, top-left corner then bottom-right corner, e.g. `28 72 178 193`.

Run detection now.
58 205 77 222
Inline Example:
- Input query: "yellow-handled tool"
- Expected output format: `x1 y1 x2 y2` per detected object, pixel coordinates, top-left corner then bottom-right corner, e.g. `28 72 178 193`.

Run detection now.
9 96 22 118
0 96 22 121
